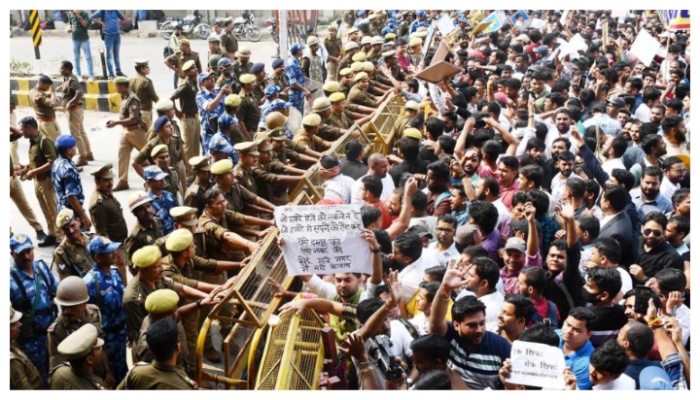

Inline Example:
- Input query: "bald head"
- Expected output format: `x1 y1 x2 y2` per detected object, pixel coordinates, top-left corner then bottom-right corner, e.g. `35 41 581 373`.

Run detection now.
368 153 388 179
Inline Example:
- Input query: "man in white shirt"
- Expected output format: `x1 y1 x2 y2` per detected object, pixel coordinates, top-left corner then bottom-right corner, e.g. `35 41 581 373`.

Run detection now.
461 256 504 332
601 136 628 176
633 88 662 123
660 156 686 201
589 340 636 390
351 153 395 205
425 214 460 266
391 231 441 304
536 108 576 160
550 151 580 205
319 154 355 204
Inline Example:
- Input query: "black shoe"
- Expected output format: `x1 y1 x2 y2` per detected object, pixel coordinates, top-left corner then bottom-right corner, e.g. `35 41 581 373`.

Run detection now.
35 230 48 243
37 235 57 247
116 71 126 77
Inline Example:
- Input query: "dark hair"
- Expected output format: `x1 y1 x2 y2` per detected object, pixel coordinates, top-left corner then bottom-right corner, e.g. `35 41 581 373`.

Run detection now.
660 115 684 134
525 138 545 153
512 192 531 208
437 135 456 155
437 213 456 229
665 98 683 113
672 188 690 207
462 246 489 260
361 205 382 228
552 137 571 150
19 116 38 129
397 137 419 161
667 215 689 238
38 75 53 85
521 267 547 294
372 228 392 254
472 257 499 292
642 88 662 104
610 169 633 192
519 165 543 188
504 294 536 323
584 179 600 200
345 139 363 160
413 369 451 390
481 176 500 197
557 151 575 163
425 117 445 140
642 211 667 229
146 318 180 362
361 175 383 199
608 136 628 159
627 77 643 92
394 231 423 262
564 177 585 199
60 60 74 71
624 321 654 358
592 238 621 264
528 190 550 217
468 201 499 235
655 268 687 294
424 265 447 282
481 140 502 162
567 307 597 331
602 186 627 212
418 281 441 302
578 215 600 241
519 322 560 347
451 295 486 323
499 155 519 172
587 267 622 299
356 298 385 324
410 333 451 364
204 188 225 206
411 190 428 212
590 340 629 375
427 160 450 182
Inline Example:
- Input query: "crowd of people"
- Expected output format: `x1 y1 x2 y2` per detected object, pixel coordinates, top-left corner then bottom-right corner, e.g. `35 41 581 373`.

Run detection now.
10 9 690 390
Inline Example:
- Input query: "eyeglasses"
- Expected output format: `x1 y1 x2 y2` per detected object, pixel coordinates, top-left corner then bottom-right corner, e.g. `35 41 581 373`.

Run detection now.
643 228 663 237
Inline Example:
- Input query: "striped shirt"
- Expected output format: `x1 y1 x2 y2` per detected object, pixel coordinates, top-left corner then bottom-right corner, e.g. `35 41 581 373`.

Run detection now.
444 323 511 390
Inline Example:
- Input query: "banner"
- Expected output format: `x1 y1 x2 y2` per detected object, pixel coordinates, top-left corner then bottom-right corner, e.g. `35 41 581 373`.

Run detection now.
629 29 662 67
660 10 690 31
506 340 566 389
472 11 506 36
510 10 531 31
275 204 371 276
557 34 588 61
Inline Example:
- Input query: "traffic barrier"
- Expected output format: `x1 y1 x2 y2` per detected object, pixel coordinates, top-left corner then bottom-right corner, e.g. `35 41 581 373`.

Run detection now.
10 76 121 113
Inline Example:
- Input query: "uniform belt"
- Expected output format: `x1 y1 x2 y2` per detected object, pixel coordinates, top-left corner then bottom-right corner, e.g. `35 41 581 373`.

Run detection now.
38 116 55 122
125 125 141 131
67 105 82 112
183 113 198 118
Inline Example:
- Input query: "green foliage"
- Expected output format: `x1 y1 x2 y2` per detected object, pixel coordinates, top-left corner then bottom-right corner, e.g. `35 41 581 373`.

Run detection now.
10 59 33 75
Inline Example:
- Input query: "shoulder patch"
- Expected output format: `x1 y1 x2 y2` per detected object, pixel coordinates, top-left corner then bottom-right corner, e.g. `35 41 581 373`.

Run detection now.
97 194 104 203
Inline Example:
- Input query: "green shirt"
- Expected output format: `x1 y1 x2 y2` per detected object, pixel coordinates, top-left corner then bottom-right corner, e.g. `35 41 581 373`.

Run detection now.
68 11 90 41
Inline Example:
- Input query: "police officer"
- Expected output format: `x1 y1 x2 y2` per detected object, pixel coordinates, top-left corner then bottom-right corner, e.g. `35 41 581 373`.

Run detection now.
123 192 165 275
301 36 324 84
224 94 250 143
150 144 184 203
252 136 304 204
10 233 59 385
210 159 276 215
216 57 237 90
292 113 332 152
18 116 60 246
286 43 311 114
236 73 261 140
206 35 226 62
10 307 44 389
108 77 146 192
325 26 343 81
197 71 232 155
313 97 348 141
57 60 92 165
219 17 238 56
117 318 197 390
233 140 261 194
337 41 360 80
250 63 267 103
164 38 202 88
129 59 159 130
47 276 112 386
82 235 127 384
265 112 322 165
171 60 201 164
28 75 60 141
52 209 94 279
270 58 290 100
328 92 358 129
210 113 241 165
122 245 208 352
88 164 128 282
232 47 253 78
144 165 177 235
49 324 106 389
135 114 188 194
52 135 91 230
184 156 213 216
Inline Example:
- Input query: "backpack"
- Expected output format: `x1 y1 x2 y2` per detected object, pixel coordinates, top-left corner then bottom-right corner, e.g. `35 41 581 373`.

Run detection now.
530 300 559 326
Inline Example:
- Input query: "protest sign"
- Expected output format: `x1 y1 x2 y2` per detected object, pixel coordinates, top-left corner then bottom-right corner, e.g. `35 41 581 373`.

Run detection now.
421 23 438 63
437 15 456 36
472 11 506 36
629 29 661 67
530 18 547 30
275 204 371 276
506 340 566 389
560 10 569 24
510 10 531 31
660 10 690 31
558 34 587 61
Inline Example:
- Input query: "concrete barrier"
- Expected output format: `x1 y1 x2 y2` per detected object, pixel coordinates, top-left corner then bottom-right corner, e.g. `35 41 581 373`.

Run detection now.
11 76 121 113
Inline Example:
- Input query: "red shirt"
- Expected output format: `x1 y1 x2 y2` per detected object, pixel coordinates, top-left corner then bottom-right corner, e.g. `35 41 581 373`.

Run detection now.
371 200 393 229
499 179 520 210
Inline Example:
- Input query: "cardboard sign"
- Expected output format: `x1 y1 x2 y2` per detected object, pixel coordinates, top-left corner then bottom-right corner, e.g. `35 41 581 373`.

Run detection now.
506 341 566 389
472 11 506 36
437 15 456 37
510 10 531 31
275 204 371 276
558 34 588 61
415 61 461 84
430 41 450 66
629 29 662 67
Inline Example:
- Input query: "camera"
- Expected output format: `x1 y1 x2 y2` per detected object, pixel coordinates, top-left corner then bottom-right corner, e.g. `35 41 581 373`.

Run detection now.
366 335 404 381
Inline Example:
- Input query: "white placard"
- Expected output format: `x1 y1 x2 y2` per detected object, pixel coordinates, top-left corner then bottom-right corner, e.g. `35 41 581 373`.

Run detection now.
560 10 570 24
505 340 566 389
275 204 371 276
629 29 662 67
558 33 588 61
530 18 547 30
437 15 456 37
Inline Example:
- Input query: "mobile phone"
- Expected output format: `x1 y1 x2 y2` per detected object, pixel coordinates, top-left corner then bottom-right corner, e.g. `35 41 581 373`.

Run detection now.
634 286 654 315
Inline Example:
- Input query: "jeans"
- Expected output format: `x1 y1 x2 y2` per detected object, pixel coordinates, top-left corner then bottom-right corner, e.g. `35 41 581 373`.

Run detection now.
72 39 94 77
104 34 122 76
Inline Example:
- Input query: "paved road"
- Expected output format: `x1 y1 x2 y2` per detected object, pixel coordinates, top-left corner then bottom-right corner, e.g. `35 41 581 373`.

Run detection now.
10 34 280 93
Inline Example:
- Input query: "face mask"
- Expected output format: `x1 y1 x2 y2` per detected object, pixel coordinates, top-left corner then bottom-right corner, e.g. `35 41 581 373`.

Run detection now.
580 287 599 304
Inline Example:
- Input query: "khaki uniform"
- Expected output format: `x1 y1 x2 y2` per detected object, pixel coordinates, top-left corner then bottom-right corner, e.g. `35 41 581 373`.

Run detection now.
336 55 354 81
46 305 110 380
220 30 238 56
327 110 353 130
234 164 257 195
28 88 60 141
117 92 147 184
251 164 280 203
129 73 159 130
232 60 253 80
122 275 184 344
390 64 407 82
183 179 211 217
10 96 20 165
207 48 226 67
292 128 331 152
117 360 196 390
270 74 290 101
49 364 105 389
165 51 202 87
324 37 343 81
366 48 381 62
394 115 412 136
301 52 324 83
28 133 60 237
51 232 94 280
197 208 246 263
131 315 188 370
348 85 379 108
318 116 345 142
10 343 44 389
236 90 261 134
134 134 187 192
171 79 201 164
253 79 267 103
123 219 165 270
10 175 43 232
213 182 258 214
61 74 92 158
88 190 128 243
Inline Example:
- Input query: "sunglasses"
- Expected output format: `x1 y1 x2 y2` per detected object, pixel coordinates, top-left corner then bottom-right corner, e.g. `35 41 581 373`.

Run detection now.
643 228 663 238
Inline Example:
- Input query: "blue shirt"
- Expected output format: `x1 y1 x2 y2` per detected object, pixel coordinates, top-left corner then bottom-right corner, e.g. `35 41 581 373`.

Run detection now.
444 322 511 390
410 20 430 33
83 266 126 331
629 188 674 221
10 260 59 332
624 358 662 389
258 99 272 129
452 209 470 229
210 132 240 165
148 190 177 234
196 88 225 134
556 329 594 390
285 58 305 92
52 156 84 211
88 10 124 35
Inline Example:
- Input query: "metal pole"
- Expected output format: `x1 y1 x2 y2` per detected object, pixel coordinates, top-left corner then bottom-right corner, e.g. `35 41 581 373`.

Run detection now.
100 49 108 80
279 11 288 62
